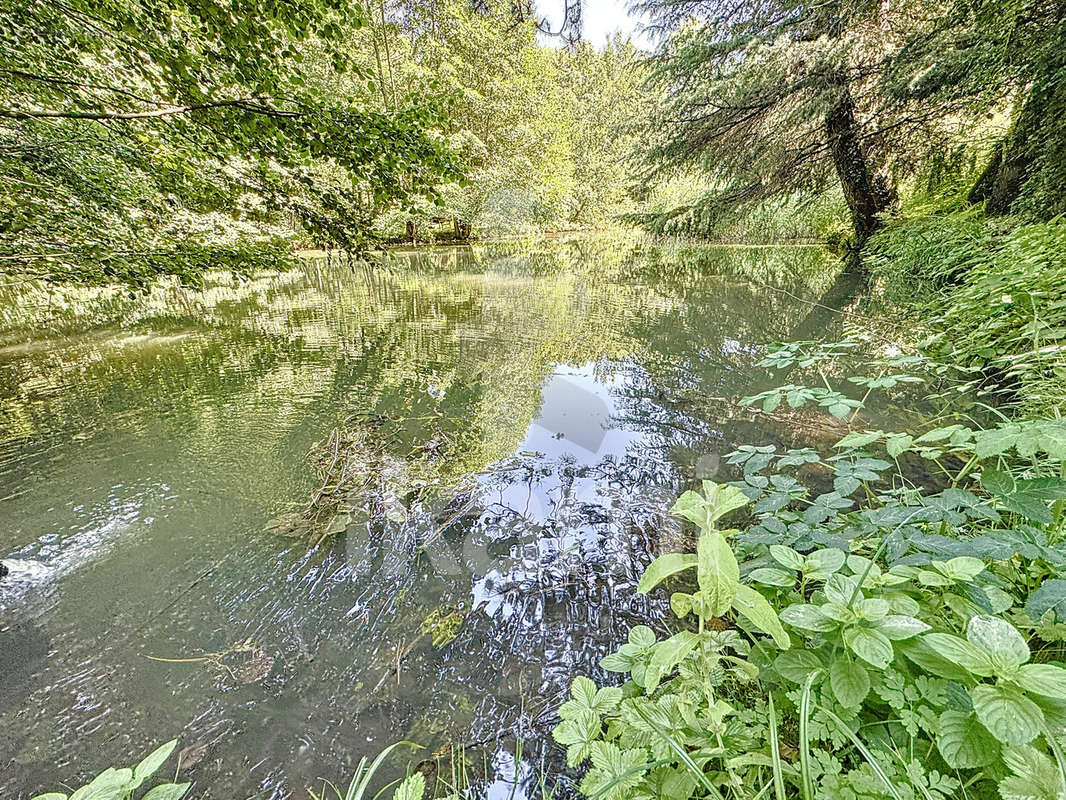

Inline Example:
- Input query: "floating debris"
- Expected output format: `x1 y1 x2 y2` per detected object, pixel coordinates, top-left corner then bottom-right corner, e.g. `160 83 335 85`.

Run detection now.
145 638 274 686
421 607 466 648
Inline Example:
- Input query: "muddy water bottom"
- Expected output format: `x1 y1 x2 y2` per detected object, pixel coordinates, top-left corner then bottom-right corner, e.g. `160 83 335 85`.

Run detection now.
0 237 842 798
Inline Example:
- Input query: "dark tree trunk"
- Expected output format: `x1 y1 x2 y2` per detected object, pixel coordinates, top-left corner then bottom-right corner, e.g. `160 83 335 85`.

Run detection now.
968 79 1050 215
824 78 892 269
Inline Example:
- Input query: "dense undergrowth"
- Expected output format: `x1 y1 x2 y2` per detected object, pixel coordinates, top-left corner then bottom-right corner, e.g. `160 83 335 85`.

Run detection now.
868 210 1066 415
548 202 1066 800
553 331 1066 800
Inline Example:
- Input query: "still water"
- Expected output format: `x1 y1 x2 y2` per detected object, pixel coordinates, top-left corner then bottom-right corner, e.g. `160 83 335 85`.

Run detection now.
0 236 841 799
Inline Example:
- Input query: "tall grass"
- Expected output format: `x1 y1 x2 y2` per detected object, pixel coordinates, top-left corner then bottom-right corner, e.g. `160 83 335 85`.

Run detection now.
868 211 1066 414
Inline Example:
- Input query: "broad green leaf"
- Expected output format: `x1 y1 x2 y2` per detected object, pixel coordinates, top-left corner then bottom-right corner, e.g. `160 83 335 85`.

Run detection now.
885 433 913 458
1000 744 1065 800
131 740 178 790
854 598 889 623
967 615 1030 668
139 785 190 800
1015 664 1066 698
829 657 870 708
671 481 748 530
936 710 1000 768
970 684 1043 744
804 548 846 577
697 531 739 615
629 626 656 648
898 637 976 681
774 650 825 683
941 557 985 581
920 633 996 676
824 573 860 605
646 632 700 690
780 604 835 632
875 615 930 640
29 795 67 800
1026 580 1066 622
732 584 790 649
69 768 134 800
769 545 805 570
637 553 697 594
749 567 795 586
670 592 693 618
393 773 425 800
599 651 632 672
843 627 894 669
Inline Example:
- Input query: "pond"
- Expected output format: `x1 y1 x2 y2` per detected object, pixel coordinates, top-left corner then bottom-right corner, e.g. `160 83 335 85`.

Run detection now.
0 235 846 799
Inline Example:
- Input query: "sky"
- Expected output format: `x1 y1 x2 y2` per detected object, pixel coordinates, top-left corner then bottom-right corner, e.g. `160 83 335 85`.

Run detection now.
538 0 656 50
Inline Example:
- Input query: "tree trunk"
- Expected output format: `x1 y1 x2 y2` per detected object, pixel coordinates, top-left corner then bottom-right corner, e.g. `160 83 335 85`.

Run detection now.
824 78 891 268
968 78 1052 215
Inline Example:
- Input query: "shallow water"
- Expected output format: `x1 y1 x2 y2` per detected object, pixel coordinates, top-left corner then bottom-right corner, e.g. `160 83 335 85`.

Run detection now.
0 236 843 799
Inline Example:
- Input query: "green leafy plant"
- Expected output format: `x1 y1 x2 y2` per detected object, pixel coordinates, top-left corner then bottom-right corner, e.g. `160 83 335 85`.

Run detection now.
30 741 188 800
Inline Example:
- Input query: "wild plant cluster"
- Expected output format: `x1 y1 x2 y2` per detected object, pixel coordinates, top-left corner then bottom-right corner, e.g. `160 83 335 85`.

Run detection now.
555 340 1066 800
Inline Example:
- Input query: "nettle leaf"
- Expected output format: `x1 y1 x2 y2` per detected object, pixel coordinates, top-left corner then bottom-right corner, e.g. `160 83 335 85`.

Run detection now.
779 448 821 466
583 742 649 799
563 676 622 717
967 615 1030 669
1015 664 1066 699
393 773 425 800
697 531 739 615
775 650 825 683
830 657 871 708
1000 744 1065 800
844 627 894 669
936 710 1001 768
970 684 1044 744
835 430 884 449
637 553 697 594
732 584 790 649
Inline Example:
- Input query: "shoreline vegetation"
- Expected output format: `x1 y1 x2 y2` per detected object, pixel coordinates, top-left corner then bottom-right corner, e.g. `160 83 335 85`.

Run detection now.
7 0 1066 795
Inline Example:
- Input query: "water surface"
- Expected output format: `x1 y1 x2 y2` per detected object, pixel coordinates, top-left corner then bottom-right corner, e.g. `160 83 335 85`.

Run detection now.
0 236 841 798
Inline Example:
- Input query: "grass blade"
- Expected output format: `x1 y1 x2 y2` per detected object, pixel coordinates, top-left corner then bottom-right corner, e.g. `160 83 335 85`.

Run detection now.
820 705 902 800
767 693 787 800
